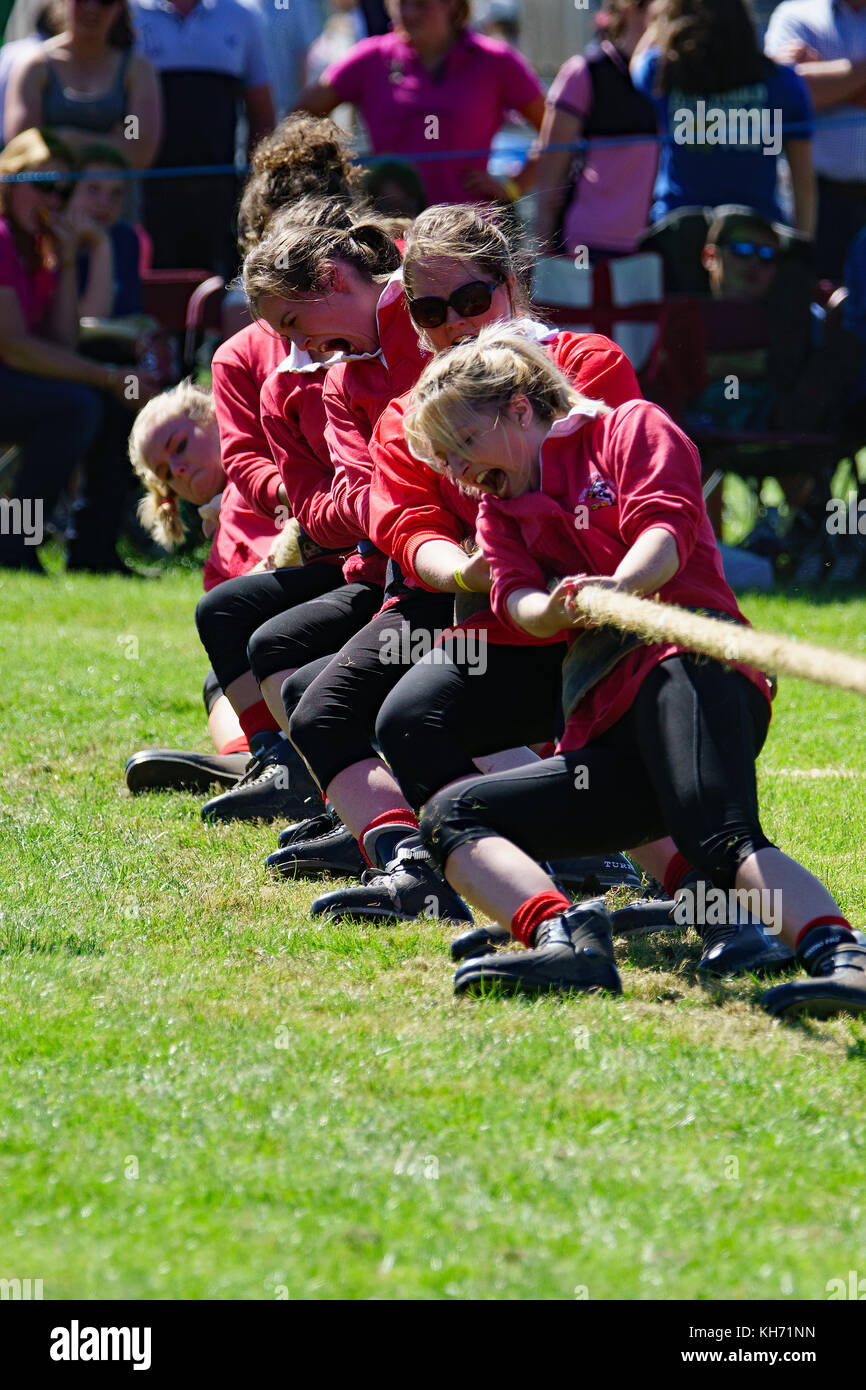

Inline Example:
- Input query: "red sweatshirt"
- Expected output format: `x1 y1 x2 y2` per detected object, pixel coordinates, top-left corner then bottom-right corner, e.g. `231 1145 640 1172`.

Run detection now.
369 326 640 583
260 347 382 584
211 322 287 519
322 271 428 538
478 399 771 749
202 482 276 591
368 324 642 642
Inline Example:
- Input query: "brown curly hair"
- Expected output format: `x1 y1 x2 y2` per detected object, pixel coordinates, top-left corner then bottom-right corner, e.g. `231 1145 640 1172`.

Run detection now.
237 113 364 254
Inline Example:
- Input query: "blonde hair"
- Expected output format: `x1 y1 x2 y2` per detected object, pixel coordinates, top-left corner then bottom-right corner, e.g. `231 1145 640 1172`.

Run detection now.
404 324 608 473
128 380 216 548
402 203 533 352
242 195 400 315
0 128 72 219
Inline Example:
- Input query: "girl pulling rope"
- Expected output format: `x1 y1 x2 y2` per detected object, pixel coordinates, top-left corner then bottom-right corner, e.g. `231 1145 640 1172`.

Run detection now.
404 324 865 1019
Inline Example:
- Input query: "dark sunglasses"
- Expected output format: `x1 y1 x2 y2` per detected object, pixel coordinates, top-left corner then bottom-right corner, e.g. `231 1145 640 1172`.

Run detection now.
407 278 502 330
723 241 778 262
74 0 120 8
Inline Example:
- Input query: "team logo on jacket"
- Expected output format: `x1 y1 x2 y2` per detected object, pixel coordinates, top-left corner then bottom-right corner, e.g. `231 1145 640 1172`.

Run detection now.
580 476 617 510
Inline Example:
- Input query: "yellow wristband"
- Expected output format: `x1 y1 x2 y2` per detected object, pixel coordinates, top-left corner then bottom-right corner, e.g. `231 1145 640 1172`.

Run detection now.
502 176 522 203
454 566 472 592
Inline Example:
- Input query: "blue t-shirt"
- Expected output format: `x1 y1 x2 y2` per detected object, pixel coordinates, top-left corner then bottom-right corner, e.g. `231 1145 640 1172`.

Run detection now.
631 48 813 223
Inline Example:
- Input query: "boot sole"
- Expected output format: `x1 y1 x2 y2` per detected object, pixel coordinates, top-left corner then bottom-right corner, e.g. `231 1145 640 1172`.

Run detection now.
454 965 622 998
125 754 246 794
313 904 473 926
762 981 866 1019
698 947 796 979
267 856 363 880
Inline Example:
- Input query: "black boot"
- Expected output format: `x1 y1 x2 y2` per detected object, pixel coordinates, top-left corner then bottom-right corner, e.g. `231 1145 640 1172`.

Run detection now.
125 747 249 794
310 835 473 926
202 734 325 824
277 808 340 848
453 898 621 998
762 925 866 1018
267 821 365 879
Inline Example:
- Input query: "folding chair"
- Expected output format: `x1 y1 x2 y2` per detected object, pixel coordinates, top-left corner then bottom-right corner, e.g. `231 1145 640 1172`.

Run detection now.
531 252 665 375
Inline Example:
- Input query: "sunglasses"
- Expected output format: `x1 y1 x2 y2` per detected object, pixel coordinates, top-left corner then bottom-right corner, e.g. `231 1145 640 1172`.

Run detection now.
74 0 120 8
723 241 778 262
407 278 502 330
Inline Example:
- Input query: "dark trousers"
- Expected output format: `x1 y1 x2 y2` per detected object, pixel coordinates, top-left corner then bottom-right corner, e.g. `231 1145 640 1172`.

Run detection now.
421 656 774 891
0 365 130 568
816 176 866 283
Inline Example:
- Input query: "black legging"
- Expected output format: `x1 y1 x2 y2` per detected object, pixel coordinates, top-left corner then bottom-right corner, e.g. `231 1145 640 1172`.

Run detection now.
420 656 775 891
376 634 567 811
247 580 384 684
195 564 345 690
288 588 456 790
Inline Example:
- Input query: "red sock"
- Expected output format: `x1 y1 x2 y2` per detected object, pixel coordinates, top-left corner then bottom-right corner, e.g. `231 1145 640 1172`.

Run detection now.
359 809 419 868
218 735 249 756
795 915 854 950
664 852 694 899
511 890 572 948
238 700 279 741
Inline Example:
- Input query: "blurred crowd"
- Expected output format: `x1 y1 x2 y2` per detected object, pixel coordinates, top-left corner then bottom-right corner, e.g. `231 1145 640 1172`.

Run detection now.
1 0 865 574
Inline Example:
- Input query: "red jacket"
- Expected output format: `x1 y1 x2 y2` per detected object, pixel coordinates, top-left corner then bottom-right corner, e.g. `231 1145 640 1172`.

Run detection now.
211 322 287 518
368 326 642 642
260 348 382 584
322 272 427 538
369 328 641 584
202 481 277 590
478 399 771 748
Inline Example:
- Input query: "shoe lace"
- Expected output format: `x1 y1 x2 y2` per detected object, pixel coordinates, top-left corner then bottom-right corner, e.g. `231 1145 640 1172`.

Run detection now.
359 843 432 888
236 742 287 787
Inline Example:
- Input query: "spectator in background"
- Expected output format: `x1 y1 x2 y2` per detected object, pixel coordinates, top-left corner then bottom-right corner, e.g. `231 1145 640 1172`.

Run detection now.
535 0 657 259
130 0 274 278
4 0 161 168
364 158 426 220
0 128 156 572
251 0 323 121
305 0 365 134
631 0 816 238
477 0 520 47
765 0 866 281
295 0 546 208
0 2 57 148
68 144 141 317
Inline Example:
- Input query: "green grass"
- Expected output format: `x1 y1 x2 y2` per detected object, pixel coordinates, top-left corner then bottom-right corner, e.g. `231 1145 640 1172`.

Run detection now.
1 562 866 1301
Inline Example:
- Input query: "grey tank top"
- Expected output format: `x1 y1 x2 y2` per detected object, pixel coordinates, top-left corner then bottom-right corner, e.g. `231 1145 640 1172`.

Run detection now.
43 50 131 134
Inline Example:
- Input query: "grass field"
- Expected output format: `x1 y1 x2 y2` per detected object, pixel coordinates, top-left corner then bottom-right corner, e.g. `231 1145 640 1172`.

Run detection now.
2 558 866 1301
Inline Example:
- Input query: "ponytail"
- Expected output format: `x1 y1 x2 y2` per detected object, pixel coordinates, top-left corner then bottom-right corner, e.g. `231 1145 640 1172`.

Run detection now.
242 195 400 312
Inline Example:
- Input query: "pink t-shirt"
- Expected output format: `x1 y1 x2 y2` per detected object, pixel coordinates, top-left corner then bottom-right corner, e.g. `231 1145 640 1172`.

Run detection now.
546 46 658 255
0 218 56 332
324 30 543 207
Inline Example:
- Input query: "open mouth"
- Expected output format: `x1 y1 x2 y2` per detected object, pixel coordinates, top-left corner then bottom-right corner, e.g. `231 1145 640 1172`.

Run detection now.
320 337 355 355
475 468 508 497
